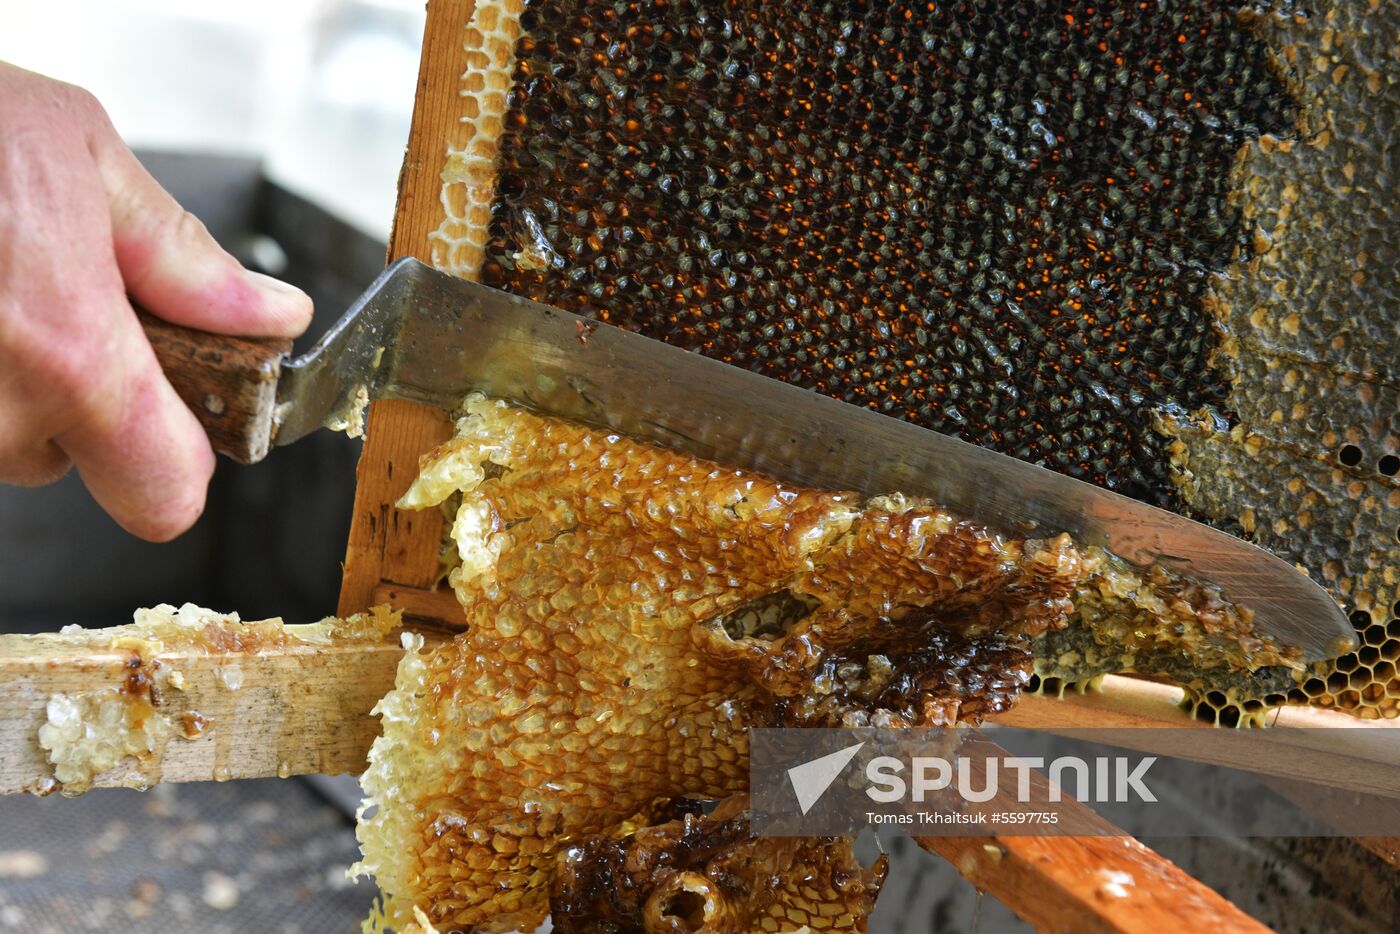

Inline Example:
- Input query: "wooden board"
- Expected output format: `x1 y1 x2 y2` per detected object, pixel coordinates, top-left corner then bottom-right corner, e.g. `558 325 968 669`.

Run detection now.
0 633 402 795
913 734 1272 932
2 646 1387 797
920 834 1270 934
336 0 478 617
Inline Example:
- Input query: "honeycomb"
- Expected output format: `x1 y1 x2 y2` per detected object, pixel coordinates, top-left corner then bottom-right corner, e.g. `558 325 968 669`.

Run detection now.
550 795 887 932
353 396 1293 930
421 0 1396 720
428 0 528 278
1162 2 1399 722
468 0 1295 506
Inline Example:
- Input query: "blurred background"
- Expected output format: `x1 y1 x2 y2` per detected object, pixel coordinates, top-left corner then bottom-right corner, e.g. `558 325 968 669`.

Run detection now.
0 2 421 930
0 0 425 630
0 0 422 239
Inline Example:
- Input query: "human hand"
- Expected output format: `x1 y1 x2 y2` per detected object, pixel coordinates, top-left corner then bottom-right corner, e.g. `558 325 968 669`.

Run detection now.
0 62 312 541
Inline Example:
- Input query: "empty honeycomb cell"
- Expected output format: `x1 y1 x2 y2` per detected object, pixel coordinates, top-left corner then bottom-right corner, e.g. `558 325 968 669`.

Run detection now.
1184 696 1264 729
1379 454 1398 476
1338 444 1363 467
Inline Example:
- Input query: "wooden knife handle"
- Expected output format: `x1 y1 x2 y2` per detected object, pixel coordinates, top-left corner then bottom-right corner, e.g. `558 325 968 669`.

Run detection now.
138 311 293 464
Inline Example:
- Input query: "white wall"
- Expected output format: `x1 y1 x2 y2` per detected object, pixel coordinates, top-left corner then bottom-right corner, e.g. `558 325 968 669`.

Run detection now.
0 0 425 238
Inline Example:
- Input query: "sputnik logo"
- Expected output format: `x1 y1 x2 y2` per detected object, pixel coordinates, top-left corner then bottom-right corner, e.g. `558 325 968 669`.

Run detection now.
787 741 865 815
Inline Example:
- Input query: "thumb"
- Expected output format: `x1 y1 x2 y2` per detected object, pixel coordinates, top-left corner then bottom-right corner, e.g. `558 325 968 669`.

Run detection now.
92 128 312 339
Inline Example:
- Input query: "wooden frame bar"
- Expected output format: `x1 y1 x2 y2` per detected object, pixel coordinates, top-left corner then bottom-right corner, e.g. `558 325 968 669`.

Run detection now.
336 0 478 617
919 834 1270 933
0 634 402 795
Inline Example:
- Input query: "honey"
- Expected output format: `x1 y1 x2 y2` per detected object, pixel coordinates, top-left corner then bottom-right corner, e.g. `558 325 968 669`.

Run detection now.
354 396 1288 931
551 795 886 932
430 0 1397 725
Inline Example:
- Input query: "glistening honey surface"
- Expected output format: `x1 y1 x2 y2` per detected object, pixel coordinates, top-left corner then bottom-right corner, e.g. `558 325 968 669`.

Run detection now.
477 0 1292 506
354 397 1286 931
550 795 887 932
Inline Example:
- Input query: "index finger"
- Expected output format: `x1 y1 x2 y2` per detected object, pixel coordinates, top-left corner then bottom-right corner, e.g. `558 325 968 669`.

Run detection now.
89 113 313 339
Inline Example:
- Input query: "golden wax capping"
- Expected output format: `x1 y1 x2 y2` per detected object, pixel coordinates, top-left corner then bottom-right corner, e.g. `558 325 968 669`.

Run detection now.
354 396 1283 931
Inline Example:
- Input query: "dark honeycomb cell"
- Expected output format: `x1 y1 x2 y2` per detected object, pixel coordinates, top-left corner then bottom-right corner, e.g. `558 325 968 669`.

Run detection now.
463 0 1398 720
550 795 886 932
1161 0 1398 719
482 0 1294 506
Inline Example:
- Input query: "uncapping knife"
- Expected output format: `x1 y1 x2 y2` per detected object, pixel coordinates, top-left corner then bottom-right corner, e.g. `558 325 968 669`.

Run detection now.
141 257 1357 662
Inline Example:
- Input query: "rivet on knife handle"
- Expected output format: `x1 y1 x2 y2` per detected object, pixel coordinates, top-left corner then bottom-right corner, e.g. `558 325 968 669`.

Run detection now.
137 310 293 465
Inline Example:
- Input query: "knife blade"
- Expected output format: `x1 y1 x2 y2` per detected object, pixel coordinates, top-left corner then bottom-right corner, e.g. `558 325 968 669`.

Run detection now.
143 257 1356 662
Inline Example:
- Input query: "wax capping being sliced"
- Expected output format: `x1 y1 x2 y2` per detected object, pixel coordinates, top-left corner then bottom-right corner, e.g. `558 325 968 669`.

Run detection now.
354 394 1288 932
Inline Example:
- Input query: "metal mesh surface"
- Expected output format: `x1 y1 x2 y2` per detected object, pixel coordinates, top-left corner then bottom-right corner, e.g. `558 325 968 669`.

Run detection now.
0 779 373 933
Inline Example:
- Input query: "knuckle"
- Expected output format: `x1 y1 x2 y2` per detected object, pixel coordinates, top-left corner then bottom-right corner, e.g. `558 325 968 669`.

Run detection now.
31 332 120 418
59 82 109 123
120 207 216 286
168 208 213 247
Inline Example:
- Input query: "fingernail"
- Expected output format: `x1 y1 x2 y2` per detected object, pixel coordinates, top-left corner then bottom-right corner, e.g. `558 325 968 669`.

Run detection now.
244 269 308 299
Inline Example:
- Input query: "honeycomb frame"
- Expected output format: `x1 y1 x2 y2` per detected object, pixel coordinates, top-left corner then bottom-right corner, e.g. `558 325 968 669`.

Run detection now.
420 0 1396 722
